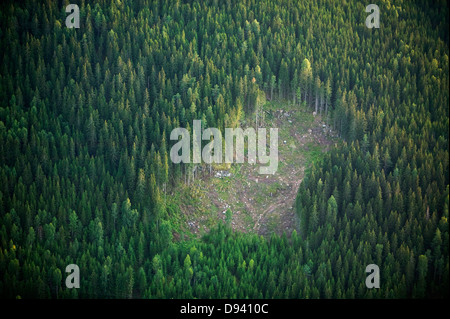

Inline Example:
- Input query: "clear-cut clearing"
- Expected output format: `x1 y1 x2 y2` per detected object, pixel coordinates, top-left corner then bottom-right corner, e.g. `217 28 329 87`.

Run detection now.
170 101 336 238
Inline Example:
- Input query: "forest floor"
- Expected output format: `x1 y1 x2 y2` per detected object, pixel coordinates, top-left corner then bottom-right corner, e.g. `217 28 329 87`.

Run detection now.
168 100 337 239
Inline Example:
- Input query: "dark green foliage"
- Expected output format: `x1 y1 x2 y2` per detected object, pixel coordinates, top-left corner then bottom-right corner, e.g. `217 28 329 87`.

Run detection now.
0 0 448 298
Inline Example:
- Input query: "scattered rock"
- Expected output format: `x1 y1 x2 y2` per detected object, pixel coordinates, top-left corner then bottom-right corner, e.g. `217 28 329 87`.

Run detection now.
215 170 231 178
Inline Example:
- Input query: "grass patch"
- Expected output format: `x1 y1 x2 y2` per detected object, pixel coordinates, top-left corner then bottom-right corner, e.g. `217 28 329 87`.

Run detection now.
304 142 324 165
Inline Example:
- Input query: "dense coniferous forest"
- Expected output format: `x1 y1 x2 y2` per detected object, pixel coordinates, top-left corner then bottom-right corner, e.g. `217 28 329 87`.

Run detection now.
0 0 448 298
